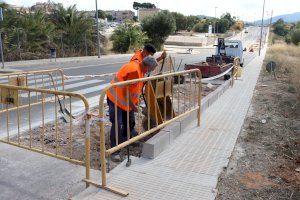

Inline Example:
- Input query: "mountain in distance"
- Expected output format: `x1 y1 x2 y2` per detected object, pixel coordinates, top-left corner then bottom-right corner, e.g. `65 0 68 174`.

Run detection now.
254 12 300 24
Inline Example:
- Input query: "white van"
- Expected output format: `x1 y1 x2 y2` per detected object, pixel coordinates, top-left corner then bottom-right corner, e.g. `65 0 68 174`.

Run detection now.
216 40 245 66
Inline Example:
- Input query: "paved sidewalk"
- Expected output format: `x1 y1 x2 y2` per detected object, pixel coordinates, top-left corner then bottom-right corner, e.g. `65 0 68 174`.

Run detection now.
0 143 97 200
73 44 267 199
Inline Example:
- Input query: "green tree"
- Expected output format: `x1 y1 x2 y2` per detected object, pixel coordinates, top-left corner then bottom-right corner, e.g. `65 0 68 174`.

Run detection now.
221 13 235 28
111 23 147 53
141 11 176 49
273 19 289 36
133 2 156 10
51 5 95 56
193 20 209 33
106 14 113 21
21 11 55 53
216 18 230 33
186 15 199 31
1 8 55 60
96 10 106 19
171 12 187 32
291 29 300 45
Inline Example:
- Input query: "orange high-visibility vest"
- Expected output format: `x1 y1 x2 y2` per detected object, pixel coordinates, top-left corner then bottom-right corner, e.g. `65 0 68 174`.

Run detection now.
130 50 144 63
106 62 144 111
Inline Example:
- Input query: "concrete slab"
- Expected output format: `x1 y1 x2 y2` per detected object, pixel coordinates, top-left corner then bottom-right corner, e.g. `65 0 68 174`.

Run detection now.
0 143 97 200
141 79 232 160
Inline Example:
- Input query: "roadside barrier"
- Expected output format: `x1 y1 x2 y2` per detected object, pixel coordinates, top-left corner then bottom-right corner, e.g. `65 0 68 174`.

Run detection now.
231 57 241 86
0 61 241 196
0 68 65 90
82 69 202 196
0 84 91 185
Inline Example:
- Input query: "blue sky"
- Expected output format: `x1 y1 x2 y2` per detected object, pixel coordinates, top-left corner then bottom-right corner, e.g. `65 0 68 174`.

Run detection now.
4 0 300 21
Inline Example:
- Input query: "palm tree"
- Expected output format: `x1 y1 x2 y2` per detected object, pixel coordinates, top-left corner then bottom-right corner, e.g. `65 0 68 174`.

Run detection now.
51 5 95 56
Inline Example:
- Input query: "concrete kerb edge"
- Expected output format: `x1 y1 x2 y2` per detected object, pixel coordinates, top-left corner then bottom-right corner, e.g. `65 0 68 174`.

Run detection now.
142 79 233 159
0 68 23 74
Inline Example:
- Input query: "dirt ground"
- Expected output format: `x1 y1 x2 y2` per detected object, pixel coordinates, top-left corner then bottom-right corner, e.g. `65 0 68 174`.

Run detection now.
216 61 300 199
11 80 218 171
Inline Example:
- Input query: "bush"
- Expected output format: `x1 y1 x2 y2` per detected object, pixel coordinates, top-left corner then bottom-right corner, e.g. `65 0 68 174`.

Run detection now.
285 34 292 44
273 19 289 36
186 15 200 32
193 21 208 33
291 29 300 45
141 10 176 50
111 23 147 53
171 12 187 32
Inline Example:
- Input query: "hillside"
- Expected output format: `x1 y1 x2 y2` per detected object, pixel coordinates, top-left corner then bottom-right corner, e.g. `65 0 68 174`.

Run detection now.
254 12 300 24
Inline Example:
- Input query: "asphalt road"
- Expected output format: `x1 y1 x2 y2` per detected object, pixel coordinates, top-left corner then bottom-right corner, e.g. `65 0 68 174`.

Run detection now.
0 26 267 138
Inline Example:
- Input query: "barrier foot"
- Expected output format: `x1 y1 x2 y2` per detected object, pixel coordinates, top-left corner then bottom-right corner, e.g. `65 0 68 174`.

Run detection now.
82 179 129 197
126 146 131 167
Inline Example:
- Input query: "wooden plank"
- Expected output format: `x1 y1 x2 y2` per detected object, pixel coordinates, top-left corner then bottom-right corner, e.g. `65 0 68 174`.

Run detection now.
145 82 163 125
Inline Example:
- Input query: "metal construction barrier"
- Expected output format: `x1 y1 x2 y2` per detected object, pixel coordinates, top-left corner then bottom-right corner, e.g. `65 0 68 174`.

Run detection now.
82 69 202 196
231 57 241 86
0 84 91 184
0 68 65 90
0 69 66 113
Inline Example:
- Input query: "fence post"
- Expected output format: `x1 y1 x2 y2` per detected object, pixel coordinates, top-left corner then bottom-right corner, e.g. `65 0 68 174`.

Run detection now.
85 114 91 188
197 70 202 127
99 94 107 188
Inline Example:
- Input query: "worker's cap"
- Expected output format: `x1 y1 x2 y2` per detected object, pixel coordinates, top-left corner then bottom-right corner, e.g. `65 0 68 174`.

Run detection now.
144 44 156 54
142 56 158 70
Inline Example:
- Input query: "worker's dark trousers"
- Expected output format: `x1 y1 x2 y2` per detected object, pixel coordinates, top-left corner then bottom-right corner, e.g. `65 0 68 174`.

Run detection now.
107 98 135 149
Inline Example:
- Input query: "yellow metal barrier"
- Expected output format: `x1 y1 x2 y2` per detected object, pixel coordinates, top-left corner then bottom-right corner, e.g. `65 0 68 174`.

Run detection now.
231 57 241 86
0 84 91 185
0 68 65 90
83 69 202 196
0 68 65 113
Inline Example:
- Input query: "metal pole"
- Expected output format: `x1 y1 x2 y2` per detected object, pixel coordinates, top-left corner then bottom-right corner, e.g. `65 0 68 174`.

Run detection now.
214 7 217 34
61 35 64 58
269 10 273 26
84 33 88 56
0 32 4 69
95 0 101 58
17 29 21 60
259 0 265 56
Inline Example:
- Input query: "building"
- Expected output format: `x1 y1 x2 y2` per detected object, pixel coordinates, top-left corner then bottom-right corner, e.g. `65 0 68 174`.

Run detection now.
30 1 62 13
138 8 160 22
7 4 30 13
105 10 135 22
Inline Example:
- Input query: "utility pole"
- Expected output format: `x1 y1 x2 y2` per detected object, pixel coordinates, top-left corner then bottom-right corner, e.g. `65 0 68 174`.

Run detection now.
269 10 273 26
0 7 4 69
214 7 218 35
61 34 64 58
84 33 88 56
259 0 265 56
95 0 101 58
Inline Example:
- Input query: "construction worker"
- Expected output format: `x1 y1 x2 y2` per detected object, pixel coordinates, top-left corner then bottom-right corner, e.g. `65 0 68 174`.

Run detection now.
130 44 166 64
106 56 158 161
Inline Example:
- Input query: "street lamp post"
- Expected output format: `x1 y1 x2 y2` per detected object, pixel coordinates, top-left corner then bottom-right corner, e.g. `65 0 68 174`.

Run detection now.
214 7 218 35
259 0 265 56
0 7 5 69
95 0 101 58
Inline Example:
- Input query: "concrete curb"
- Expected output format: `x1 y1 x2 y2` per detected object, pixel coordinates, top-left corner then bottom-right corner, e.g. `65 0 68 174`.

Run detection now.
142 79 232 159
0 68 22 74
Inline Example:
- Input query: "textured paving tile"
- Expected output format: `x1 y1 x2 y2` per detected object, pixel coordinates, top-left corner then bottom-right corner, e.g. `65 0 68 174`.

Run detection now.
74 46 267 200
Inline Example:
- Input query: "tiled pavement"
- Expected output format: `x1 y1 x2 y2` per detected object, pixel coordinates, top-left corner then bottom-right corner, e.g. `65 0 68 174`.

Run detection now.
73 46 267 200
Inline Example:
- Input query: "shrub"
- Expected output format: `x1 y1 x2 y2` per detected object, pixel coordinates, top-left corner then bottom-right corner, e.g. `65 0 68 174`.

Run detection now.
141 10 176 50
291 29 300 45
111 23 147 53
